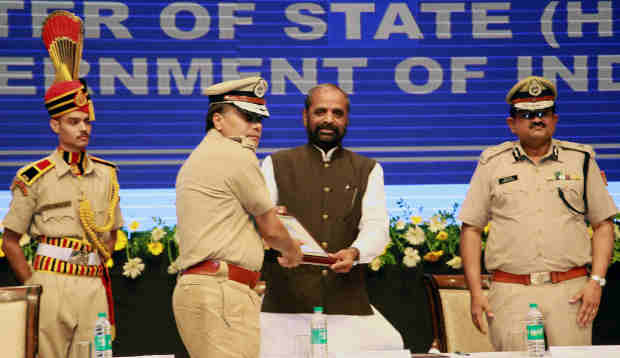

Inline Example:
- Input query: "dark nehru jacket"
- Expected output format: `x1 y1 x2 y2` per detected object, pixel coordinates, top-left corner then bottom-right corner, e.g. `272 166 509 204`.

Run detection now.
261 144 376 315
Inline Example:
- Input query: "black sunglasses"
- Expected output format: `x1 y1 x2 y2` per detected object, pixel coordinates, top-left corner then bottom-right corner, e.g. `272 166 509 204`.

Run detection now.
514 109 553 120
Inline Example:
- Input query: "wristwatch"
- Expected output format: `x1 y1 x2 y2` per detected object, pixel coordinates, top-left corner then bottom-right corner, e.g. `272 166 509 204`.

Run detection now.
590 275 606 287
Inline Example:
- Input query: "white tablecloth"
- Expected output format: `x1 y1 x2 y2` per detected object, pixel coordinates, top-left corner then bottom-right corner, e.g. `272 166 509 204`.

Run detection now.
115 345 620 358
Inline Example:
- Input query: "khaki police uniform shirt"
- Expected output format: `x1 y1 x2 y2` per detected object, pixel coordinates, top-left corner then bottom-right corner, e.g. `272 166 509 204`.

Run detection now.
3 149 124 242
175 130 274 272
459 139 617 274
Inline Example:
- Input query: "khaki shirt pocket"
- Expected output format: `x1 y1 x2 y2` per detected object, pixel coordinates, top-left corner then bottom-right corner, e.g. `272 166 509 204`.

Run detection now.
552 180 585 215
40 204 76 225
491 181 528 217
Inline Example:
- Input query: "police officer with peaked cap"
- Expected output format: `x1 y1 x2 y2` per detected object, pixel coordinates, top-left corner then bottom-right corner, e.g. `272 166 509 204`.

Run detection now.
173 76 303 358
458 76 617 350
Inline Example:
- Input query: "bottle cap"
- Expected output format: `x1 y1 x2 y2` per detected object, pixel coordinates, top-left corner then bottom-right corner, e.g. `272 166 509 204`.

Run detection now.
529 303 537 308
98 312 107 318
313 306 323 313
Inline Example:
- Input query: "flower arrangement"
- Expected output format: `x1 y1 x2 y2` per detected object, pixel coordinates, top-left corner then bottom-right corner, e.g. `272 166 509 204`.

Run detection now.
114 218 179 279
370 201 475 272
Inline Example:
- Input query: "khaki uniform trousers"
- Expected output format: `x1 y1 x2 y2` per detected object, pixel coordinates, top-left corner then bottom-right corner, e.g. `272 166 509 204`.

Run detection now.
173 273 261 358
488 276 591 351
27 271 108 358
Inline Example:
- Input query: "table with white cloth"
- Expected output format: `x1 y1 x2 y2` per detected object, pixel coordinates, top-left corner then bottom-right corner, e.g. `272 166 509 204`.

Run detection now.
116 346 620 358
411 346 620 358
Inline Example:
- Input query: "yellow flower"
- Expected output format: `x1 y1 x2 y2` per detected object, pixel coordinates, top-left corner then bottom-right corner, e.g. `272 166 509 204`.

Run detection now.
436 231 449 241
484 223 490 235
423 250 444 262
0 239 5 258
129 221 140 231
410 216 423 225
106 258 114 268
395 220 406 230
587 225 594 239
148 242 164 256
115 231 128 251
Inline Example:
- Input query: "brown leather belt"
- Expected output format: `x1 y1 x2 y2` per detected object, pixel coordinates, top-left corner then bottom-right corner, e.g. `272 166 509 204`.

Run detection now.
492 266 588 286
182 259 260 289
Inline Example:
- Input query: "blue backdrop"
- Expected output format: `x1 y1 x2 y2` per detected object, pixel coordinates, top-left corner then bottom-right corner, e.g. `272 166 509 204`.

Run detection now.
1 0 619 188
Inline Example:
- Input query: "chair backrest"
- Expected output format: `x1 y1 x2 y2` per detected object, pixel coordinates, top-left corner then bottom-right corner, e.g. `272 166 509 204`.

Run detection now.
423 274 493 353
0 285 42 358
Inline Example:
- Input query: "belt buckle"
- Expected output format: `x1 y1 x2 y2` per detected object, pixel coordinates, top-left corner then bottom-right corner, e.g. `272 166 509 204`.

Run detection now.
68 250 90 266
530 271 551 285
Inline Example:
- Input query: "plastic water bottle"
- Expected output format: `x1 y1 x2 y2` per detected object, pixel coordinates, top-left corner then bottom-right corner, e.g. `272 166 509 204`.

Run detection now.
526 303 545 357
310 306 328 358
94 312 113 358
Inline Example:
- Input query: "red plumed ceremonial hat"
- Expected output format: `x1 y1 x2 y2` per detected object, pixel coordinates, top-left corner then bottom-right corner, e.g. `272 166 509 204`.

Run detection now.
42 11 95 121
44 79 93 120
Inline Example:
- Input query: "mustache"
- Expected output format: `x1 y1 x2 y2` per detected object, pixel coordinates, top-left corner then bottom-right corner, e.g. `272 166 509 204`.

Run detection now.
317 123 339 132
529 122 546 129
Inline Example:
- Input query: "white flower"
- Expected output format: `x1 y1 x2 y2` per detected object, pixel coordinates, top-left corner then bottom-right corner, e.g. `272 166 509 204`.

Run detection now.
428 215 447 233
167 261 181 274
370 257 383 271
150 227 165 242
395 220 406 230
404 226 425 245
122 257 145 279
402 248 421 267
446 256 463 270
403 247 416 256
18 233 31 247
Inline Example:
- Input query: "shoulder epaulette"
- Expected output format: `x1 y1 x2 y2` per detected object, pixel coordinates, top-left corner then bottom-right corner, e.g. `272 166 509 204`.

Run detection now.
556 140 595 158
479 141 514 165
17 158 55 186
90 155 118 169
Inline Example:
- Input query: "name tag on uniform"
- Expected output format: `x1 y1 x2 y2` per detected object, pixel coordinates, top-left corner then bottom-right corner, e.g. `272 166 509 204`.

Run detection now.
498 175 518 185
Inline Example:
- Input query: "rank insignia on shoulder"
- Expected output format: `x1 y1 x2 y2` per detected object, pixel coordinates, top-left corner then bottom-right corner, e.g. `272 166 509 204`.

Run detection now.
498 175 518 185
90 155 117 169
17 158 55 186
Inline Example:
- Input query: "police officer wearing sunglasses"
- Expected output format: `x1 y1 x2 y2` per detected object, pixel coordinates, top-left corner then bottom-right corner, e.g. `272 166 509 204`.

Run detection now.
458 76 617 351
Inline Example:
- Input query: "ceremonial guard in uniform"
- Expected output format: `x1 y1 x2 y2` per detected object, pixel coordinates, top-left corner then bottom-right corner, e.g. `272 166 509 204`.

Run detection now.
173 77 302 358
1 11 123 358
459 76 617 350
